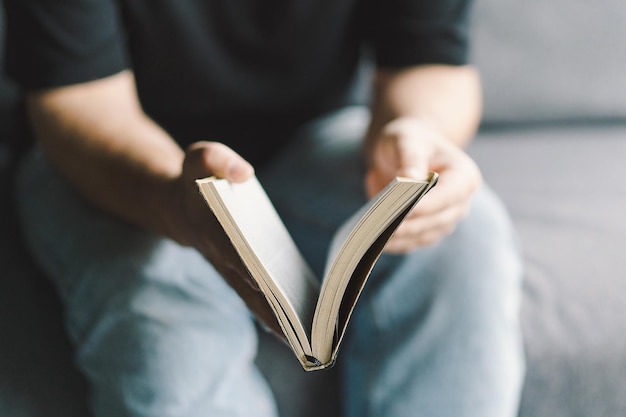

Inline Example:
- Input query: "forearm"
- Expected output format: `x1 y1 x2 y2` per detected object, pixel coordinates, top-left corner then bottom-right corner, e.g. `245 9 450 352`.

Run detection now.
366 64 482 151
26 70 185 241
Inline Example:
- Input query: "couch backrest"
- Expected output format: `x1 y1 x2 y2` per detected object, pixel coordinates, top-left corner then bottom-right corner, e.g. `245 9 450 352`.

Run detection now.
471 0 626 125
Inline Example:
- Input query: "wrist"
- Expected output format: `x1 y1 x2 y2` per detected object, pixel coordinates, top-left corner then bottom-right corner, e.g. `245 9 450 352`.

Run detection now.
368 65 482 148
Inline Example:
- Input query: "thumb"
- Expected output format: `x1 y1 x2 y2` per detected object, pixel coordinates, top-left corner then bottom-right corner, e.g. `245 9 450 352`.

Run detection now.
366 137 425 198
373 125 430 180
184 141 254 183
393 141 429 180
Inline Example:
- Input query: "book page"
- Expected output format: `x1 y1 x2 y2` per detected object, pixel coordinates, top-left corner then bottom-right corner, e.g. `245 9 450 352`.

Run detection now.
199 177 320 347
324 191 381 278
311 173 438 364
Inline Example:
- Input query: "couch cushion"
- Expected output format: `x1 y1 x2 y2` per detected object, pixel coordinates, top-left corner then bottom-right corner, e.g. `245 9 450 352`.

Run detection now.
471 0 626 123
470 124 626 417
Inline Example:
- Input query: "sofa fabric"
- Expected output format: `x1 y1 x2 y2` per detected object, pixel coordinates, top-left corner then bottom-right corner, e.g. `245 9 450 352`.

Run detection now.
471 125 626 417
471 0 626 123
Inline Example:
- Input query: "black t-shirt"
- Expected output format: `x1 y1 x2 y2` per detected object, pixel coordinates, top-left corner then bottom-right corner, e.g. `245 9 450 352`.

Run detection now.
5 0 471 164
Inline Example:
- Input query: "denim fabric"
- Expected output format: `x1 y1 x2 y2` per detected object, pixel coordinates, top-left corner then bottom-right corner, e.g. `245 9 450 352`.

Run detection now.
15 107 524 417
260 107 525 417
16 154 277 417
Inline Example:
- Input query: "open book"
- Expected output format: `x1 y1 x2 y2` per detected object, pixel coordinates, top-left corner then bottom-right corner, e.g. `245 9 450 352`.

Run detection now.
196 172 438 371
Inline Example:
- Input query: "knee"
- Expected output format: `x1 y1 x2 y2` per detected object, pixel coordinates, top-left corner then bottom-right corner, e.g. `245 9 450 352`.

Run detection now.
72 249 261 416
424 184 523 328
364 185 523 330
67 240 258 362
462 184 521 257
450 184 524 296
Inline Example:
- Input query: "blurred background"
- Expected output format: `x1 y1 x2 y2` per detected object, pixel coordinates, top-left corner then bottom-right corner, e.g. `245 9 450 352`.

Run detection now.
469 0 626 416
472 0 626 124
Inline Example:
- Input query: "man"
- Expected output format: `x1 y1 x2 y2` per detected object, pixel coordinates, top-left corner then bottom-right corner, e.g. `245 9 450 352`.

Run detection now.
5 1 524 416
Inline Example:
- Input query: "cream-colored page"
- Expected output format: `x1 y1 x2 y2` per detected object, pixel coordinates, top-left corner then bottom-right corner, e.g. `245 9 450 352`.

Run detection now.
209 178 320 339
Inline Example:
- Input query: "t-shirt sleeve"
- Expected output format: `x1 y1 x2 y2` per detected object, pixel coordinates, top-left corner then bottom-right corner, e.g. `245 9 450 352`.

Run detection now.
4 0 128 90
367 0 472 68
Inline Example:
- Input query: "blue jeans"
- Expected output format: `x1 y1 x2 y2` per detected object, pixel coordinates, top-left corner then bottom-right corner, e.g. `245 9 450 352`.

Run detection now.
15 107 524 417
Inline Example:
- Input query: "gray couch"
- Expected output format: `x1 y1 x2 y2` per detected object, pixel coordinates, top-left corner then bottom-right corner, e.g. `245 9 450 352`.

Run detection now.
2 0 626 416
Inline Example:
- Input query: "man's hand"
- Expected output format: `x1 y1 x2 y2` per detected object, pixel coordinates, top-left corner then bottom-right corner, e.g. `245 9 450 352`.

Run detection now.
167 141 255 248
366 117 482 253
26 71 255 254
25 71 276 328
165 141 287 333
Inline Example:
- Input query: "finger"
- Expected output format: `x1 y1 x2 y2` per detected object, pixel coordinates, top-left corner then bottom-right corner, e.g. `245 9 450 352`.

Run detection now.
393 134 430 180
397 202 469 240
385 202 470 252
374 123 431 180
367 132 432 198
406 173 465 218
185 141 254 182
407 157 480 219
384 226 451 253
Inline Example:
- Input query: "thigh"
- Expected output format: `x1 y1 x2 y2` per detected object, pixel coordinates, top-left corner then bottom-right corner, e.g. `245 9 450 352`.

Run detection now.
342 185 525 417
15 148 251 341
15 148 277 417
259 109 525 416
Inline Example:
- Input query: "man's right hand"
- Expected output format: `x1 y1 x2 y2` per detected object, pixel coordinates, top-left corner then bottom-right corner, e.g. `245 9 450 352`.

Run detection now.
166 141 255 250
165 142 287 333
26 70 256 274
